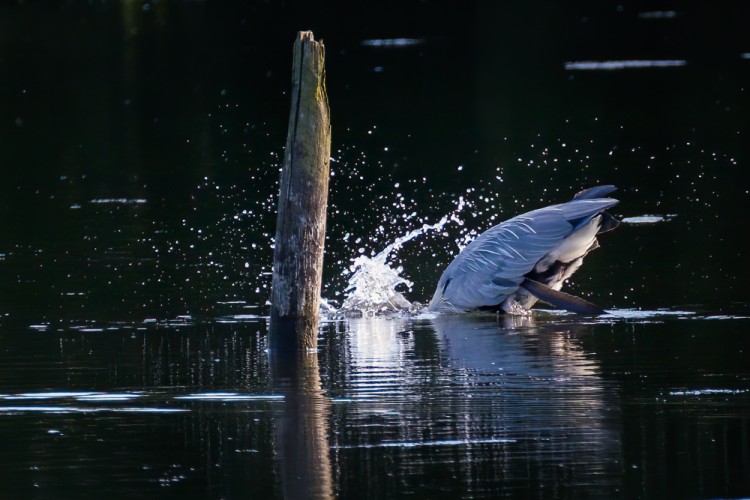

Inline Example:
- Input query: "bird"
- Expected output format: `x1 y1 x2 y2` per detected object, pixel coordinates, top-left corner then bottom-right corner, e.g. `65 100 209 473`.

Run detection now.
428 185 620 315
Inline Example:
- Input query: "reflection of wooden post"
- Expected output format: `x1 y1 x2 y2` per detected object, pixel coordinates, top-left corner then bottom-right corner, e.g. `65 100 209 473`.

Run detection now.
273 351 333 499
270 31 331 351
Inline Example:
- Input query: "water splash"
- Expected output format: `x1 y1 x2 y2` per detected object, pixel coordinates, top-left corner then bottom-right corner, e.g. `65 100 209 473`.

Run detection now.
338 199 468 316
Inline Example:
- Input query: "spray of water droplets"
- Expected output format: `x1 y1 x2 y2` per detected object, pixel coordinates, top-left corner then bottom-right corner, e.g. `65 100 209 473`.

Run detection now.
338 197 469 316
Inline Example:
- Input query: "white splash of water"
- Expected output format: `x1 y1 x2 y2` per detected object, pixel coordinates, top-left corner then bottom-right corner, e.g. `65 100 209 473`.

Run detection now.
338 198 468 315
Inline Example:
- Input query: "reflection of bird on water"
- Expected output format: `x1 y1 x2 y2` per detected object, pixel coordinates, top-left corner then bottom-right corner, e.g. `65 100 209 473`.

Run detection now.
428 185 619 315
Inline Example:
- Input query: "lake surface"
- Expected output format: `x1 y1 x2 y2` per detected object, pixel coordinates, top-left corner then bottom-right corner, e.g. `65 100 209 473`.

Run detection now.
1 1 750 498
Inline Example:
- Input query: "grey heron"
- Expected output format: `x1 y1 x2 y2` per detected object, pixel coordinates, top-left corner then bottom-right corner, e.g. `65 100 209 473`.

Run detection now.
428 185 619 315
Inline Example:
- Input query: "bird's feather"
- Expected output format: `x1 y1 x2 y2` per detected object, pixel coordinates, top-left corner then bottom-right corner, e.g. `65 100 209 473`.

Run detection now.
428 186 619 313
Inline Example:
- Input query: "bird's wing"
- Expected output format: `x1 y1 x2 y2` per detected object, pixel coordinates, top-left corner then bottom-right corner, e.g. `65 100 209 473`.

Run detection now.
434 197 618 310
437 208 572 309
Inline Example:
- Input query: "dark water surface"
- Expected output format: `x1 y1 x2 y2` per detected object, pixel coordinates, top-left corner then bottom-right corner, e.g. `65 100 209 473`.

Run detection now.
2 1 750 499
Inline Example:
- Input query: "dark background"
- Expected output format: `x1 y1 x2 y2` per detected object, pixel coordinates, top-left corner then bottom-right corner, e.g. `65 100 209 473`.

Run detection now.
2 1 750 322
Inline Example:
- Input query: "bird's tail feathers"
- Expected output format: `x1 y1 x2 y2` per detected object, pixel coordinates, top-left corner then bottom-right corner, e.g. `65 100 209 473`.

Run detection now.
573 185 617 200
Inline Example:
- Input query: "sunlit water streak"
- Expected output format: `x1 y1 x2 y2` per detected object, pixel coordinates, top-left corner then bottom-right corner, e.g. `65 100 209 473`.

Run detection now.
536 308 750 322
0 390 284 415
0 406 188 414
600 308 695 319
638 11 678 19
621 214 676 224
361 38 425 48
175 393 283 401
2 392 143 403
669 389 749 396
332 437 518 449
564 60 687 70
0 391 283 403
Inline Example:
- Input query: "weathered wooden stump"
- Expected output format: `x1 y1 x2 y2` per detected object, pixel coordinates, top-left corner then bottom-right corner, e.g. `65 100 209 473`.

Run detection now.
269 31 331 351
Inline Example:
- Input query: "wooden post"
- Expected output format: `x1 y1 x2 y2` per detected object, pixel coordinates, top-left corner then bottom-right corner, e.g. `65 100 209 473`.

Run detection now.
269 31 331 351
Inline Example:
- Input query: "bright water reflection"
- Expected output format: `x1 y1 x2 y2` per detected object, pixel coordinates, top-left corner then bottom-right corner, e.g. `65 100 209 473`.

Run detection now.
0 313 749 497
325 315 622 498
